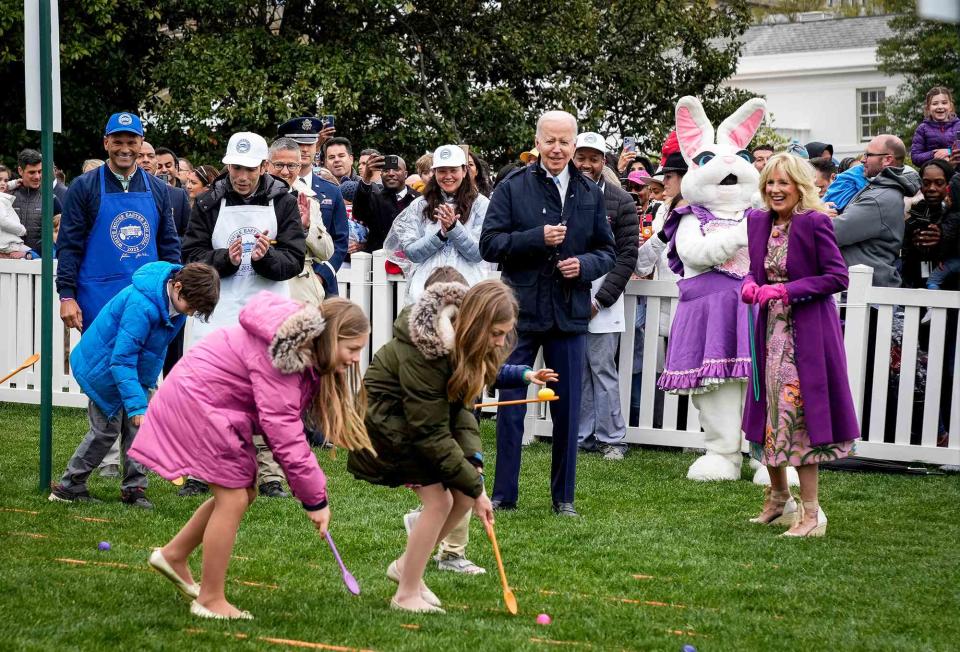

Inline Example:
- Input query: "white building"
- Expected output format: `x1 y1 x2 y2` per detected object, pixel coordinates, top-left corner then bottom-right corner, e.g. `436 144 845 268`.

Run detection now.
723 14 904 159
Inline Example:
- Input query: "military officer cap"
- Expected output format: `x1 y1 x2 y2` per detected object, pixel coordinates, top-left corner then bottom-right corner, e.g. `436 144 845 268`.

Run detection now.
277 116 324 144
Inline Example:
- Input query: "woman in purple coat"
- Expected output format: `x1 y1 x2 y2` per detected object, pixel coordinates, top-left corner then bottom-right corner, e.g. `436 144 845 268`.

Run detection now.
741 154 860 538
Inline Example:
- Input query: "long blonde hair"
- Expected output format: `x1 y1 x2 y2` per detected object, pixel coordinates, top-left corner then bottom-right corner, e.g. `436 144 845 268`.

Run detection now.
447 280 518 403
306 298 375 454
759 153 827 215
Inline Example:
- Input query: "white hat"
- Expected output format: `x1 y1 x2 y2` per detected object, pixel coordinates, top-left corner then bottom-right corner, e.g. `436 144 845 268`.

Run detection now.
431 145 467 169
575 132 606 154
222 132 269 167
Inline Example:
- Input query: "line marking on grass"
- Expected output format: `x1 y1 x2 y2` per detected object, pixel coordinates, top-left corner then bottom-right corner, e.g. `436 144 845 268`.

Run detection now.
538 589 687 609
8 531 47 538
530 637 593 647
258 636 375 651
0 507 39 515
631 574 656 580
185 628 375 651
399 624 420 630
237 580 280 590
666 629 704 638
72 516 113 523
55 557 133 569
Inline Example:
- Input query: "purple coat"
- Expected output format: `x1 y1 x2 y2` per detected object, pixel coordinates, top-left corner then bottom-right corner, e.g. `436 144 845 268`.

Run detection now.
129 292 328 509
910 117 960 165
742 209 860 446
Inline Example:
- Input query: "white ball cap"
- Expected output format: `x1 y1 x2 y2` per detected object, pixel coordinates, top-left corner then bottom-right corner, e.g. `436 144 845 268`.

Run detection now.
222 132 269 168
431 145 467 169
575 132 606 154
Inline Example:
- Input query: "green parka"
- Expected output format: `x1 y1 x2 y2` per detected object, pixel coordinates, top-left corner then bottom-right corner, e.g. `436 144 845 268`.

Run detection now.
347 282 484 498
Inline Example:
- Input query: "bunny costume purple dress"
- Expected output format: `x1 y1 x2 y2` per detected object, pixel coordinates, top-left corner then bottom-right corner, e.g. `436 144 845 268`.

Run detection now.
657 95 767 482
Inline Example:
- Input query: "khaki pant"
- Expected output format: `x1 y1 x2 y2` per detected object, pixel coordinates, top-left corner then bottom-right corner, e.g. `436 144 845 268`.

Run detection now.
253 435 284 485
438 511 472 557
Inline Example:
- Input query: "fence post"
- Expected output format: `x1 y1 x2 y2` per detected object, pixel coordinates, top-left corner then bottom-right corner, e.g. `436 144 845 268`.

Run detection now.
843 264 873 421
370 249 394 361
343 252 372 372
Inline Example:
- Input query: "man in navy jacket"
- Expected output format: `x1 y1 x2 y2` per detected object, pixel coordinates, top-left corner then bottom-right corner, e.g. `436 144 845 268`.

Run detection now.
480 110 615 517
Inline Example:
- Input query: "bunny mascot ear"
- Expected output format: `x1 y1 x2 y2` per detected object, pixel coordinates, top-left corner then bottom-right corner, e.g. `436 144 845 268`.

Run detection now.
717 98 767 150
675 96 714 166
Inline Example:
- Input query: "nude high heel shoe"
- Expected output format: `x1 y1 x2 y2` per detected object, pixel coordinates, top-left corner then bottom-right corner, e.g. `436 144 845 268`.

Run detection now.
781 500 827 538
749 487 798 526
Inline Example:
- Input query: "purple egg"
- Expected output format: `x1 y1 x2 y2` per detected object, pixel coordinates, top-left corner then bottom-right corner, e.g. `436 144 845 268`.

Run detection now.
97 541 111 551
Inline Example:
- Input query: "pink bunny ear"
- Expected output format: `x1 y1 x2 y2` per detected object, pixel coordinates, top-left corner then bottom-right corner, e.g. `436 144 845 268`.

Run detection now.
675 97 714 165
717 98 767 149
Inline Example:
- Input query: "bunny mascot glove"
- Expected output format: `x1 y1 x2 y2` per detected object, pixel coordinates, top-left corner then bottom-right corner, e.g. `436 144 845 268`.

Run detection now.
657 96 765 482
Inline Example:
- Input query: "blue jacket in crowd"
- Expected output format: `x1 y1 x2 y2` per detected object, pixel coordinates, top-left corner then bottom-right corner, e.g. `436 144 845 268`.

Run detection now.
56 167 180 301
309 174 349 295
822 164 869 213
70 261 186 419
480 161 616 333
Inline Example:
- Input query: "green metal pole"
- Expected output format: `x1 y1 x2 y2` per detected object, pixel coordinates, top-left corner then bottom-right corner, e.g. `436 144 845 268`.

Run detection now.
38 0 54 492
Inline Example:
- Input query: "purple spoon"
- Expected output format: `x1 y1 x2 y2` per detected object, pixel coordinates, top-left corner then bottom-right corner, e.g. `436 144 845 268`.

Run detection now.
324 531 361 595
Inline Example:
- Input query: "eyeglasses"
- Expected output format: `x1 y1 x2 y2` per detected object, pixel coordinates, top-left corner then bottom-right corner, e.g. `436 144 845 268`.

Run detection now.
270 161 302 172
863 151 890 158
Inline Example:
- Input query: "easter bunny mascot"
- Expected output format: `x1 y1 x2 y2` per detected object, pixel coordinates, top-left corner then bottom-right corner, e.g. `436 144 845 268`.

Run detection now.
657 96 765 482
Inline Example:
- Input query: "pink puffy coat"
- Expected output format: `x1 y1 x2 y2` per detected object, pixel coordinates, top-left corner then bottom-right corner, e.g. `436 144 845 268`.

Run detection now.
129 292 328 509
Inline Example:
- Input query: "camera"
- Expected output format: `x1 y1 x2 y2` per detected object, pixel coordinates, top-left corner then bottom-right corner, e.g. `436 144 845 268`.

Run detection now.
382 155 400 171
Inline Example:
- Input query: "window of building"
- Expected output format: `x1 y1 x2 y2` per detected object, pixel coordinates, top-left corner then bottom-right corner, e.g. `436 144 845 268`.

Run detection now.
858 88 886 141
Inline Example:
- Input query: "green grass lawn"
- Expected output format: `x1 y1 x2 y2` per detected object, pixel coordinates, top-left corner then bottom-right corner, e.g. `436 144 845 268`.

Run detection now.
1 402 958 652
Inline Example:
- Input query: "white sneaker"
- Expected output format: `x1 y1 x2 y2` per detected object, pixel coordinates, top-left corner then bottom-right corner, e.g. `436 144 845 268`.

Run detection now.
403 510 419 536
436 553 486 575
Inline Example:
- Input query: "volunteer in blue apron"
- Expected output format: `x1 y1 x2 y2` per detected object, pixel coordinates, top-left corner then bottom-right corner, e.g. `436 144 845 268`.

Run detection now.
53 111 180 508
57 112 179 331
179 131 306 499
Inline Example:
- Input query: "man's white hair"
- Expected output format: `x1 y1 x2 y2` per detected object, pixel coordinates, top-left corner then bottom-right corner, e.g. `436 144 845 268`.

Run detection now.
536 111 578 139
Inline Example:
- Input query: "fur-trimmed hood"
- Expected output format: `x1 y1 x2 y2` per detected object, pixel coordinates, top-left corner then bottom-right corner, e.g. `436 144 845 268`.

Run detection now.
405 282 467 359
238 291 326 373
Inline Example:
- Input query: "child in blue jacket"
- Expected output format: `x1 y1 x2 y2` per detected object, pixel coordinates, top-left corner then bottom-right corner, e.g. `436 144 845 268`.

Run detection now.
49 261 219 508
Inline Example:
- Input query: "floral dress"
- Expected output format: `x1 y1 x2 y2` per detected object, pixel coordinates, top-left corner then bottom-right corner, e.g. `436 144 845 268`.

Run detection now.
750 222 855 467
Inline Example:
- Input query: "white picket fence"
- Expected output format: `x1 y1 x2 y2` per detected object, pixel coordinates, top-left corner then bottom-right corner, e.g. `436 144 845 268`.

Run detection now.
2 256 958 466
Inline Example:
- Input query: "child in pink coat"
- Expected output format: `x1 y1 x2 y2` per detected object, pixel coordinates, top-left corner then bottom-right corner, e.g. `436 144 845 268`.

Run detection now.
129 291 374 620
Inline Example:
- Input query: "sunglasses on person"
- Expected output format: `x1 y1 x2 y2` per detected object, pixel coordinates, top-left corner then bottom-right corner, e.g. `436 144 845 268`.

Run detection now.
193 167 210 185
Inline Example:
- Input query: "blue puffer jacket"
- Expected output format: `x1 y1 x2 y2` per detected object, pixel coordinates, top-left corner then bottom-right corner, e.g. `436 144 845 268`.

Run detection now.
480 162 615 333
70 261 186 418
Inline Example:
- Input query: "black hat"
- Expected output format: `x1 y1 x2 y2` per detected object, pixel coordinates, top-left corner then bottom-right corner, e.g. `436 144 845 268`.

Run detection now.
277 116 324 144
658 151 688 174
805 141 833 159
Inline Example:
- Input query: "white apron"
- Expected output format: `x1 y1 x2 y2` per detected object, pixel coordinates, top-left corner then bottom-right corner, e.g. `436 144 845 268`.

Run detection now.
186 198 289 349
587 273 626 334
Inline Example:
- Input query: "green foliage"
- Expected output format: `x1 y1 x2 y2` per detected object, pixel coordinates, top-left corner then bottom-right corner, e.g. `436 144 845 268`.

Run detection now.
1 403 959 650
0 1 753 175
0 0 166 173
877 0 960 145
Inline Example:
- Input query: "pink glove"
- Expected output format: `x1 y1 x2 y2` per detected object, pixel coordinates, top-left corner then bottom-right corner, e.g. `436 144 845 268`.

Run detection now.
756 283 788 307
740 281 760 304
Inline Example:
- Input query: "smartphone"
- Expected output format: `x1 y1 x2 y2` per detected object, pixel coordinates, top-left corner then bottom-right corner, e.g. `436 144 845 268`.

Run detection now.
323 115 335 129
459 144 470 160
623 136 637 153
953 139 960 153
156 172 171 185
382 155 400 171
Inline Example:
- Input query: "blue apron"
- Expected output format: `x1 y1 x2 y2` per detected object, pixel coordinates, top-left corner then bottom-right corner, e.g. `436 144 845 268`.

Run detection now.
76 167 160 330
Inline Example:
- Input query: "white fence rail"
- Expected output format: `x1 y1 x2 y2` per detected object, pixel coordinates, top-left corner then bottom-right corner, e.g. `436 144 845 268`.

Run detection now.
2 257 958 466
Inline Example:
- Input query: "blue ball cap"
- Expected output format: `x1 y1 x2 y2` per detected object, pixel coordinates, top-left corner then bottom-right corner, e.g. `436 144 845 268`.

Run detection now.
104 112 144 137
277 116 323 144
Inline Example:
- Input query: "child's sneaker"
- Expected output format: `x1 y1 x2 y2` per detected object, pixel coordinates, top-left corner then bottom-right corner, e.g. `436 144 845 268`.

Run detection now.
121 488 154 510
435 552 486 575
48 484 101 503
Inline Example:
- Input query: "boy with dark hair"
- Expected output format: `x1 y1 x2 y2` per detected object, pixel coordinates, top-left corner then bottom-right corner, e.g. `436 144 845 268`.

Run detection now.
49 261 219 508
809 157 838 198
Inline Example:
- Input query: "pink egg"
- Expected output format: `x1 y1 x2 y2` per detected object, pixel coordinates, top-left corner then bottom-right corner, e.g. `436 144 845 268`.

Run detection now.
536 613 551 625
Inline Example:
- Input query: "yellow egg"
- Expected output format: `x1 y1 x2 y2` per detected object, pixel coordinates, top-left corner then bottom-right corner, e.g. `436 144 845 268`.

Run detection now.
538 388 555 400
172 476 185 486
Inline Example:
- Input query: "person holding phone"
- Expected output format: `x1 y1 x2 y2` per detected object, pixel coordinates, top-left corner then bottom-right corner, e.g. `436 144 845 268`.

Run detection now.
902 159 959 289
353 152 419 255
